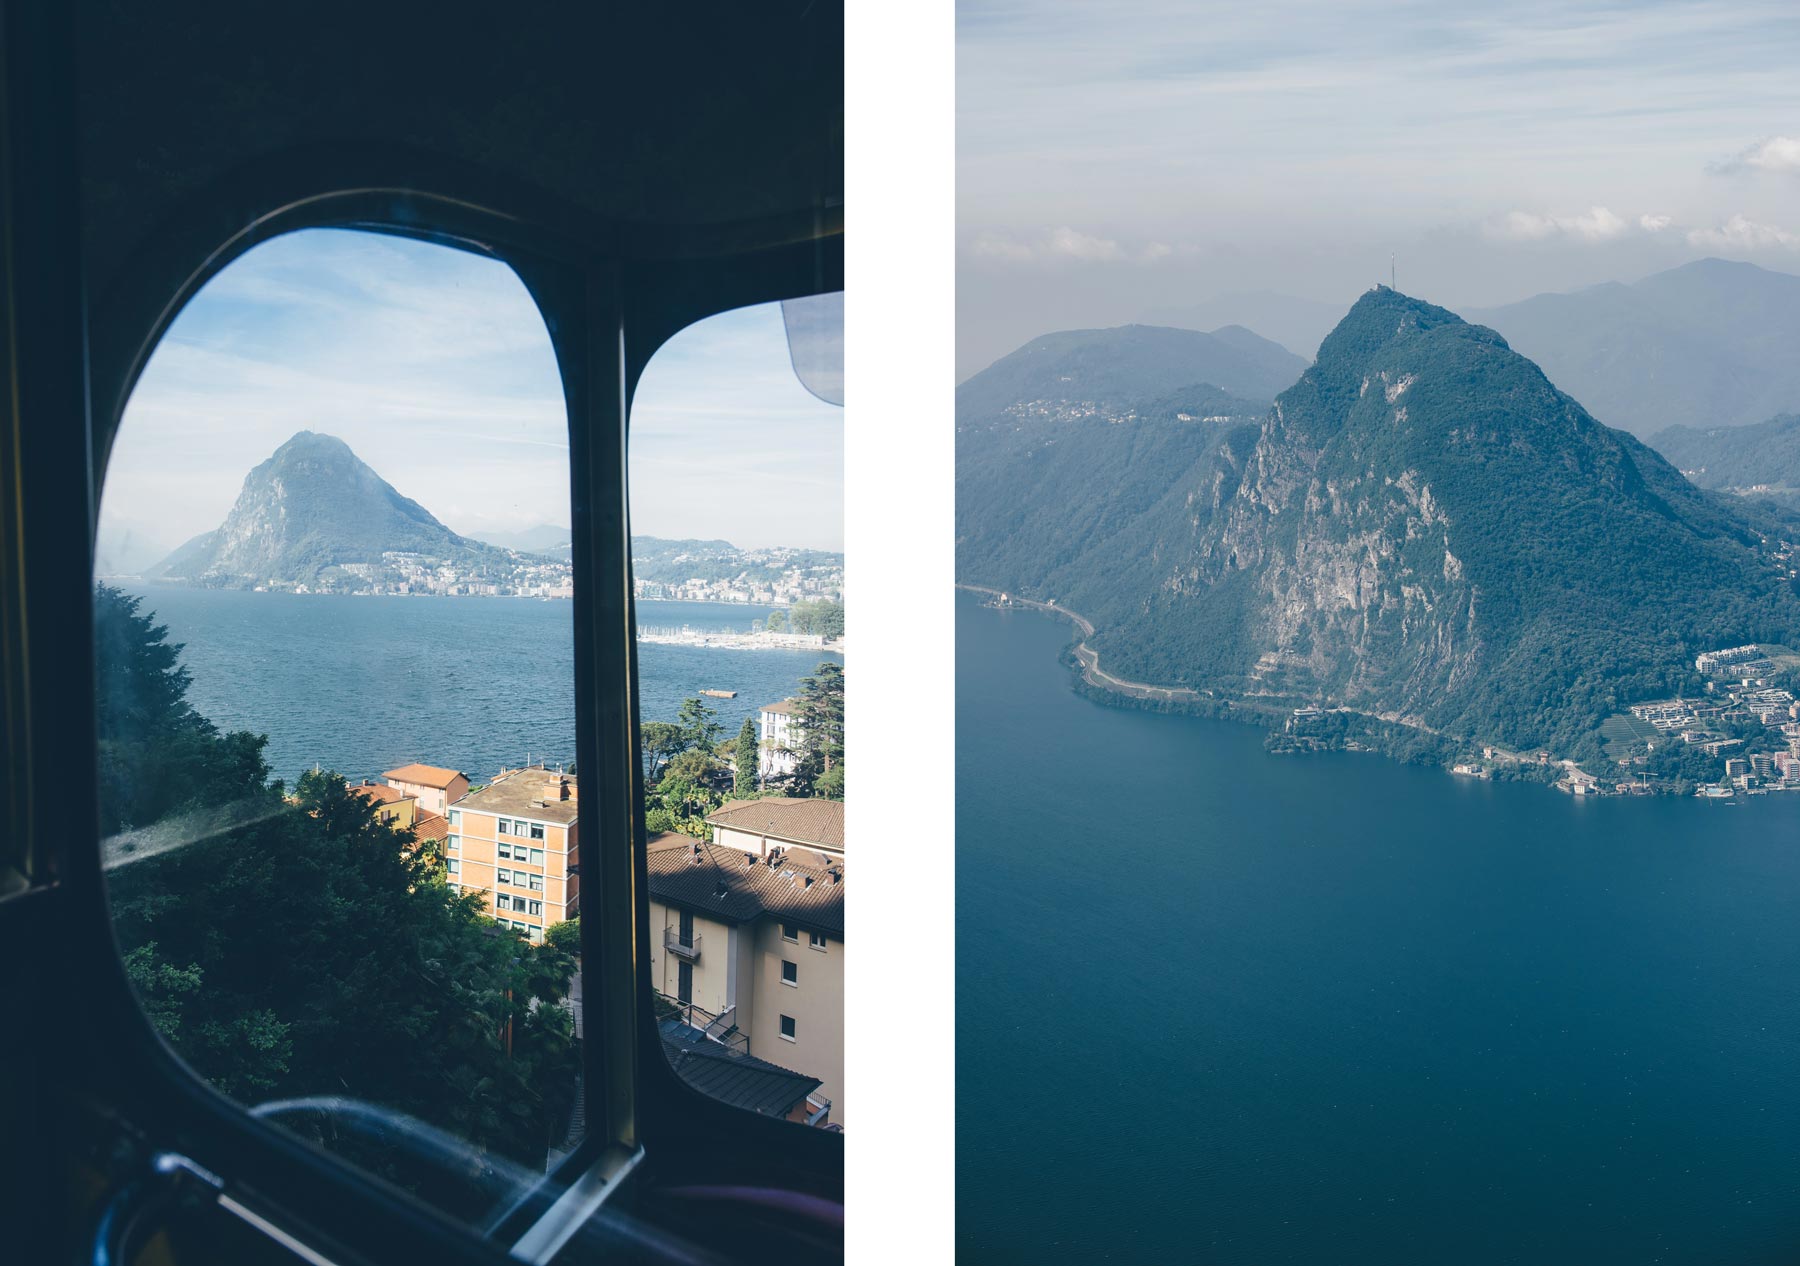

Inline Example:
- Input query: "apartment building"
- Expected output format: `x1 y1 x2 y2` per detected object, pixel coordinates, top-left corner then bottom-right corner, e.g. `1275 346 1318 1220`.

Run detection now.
383 763 471 816
350 781 418 828
446 766 579 944
707 796 845 861
646 796 846 1125
756 699 800 784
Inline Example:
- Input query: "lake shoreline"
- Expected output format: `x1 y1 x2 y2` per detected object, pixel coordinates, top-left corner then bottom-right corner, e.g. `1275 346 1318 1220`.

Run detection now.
955 582 1748 802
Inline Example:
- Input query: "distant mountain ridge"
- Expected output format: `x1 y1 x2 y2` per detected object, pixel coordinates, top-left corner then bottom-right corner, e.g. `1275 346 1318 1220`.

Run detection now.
146 435 845 593
1649 413 1800 507
959 288 1800 764
1142 291 1347 361
956 323 1307 420
1469 258 1800 437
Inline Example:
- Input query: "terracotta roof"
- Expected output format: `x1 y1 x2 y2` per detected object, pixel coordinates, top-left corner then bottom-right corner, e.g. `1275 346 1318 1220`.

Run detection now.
646 831 844 937
350 783 413 806
411 812 450 842
660 1026 820 1117
706 797 844 851
383 764 466 788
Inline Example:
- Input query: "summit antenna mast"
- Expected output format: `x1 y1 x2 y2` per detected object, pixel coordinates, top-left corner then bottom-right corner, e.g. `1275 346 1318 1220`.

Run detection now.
1391 252 1396 290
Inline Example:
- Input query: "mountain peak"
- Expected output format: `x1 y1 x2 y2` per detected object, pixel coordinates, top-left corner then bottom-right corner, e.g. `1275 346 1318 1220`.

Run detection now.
273 429 353 455
153 432 479 586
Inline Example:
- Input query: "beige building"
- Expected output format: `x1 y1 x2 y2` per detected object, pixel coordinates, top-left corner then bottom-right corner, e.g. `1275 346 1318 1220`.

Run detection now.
707 796 845 861
384 763 471 816
647 796 846 1126
446 766 580 944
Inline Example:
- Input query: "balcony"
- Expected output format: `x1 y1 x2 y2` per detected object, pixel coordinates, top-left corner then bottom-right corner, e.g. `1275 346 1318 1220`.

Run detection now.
654 992 748 1055
662 927 701 960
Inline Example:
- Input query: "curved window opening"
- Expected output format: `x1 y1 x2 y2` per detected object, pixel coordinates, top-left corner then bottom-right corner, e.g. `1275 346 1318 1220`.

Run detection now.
93 227 586 1224
629 296 846 1131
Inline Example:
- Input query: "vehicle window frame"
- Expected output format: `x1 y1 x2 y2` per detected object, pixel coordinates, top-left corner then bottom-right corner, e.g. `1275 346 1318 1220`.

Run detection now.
54 160 843 1260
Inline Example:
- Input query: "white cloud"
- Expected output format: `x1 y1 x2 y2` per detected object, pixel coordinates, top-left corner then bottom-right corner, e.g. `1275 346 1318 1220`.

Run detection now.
970 232 1037 262
1686 213 1800 251
1637 213 1673 233
967 226 1174 265
1712 135 1800 175
1490 206 1633 242
1047 226 1127 261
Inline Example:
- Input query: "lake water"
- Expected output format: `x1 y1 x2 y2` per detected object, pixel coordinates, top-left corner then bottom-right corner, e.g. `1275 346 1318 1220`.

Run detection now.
124 588 837 784
956 589 1800 1264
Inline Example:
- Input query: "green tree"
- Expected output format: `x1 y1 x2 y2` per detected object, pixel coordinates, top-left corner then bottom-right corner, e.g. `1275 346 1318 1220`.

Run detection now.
640 720 687 783
664 747 721 785
788 599 845 640
676 696 722 752
98 588 581 1168
95 585 274 833
766 610 788 633
544 918 581 955
733 716 760 796
787 661 845 798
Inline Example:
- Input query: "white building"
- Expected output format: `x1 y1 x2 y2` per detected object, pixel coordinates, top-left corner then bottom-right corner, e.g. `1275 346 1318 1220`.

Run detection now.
758 698 801 784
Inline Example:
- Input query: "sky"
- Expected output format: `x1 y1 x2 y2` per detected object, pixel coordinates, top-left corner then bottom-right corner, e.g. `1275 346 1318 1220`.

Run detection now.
99 228 844 570
958 0 1800 376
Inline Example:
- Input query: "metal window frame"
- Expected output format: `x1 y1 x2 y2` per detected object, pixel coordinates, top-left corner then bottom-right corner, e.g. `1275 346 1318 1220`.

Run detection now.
33 133 844 1256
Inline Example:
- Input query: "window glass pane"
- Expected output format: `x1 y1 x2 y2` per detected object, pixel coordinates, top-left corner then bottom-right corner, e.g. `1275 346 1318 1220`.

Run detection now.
631 297 845 1130
94 228 587 1222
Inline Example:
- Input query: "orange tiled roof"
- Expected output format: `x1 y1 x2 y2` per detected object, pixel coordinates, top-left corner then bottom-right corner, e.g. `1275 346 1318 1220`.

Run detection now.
383 764 465 788
411 812 450 842
351 783 413 806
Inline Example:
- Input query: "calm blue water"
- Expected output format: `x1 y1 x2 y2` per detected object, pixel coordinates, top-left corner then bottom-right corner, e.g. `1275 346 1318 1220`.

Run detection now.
126 588 837 784
957 589 1800 1265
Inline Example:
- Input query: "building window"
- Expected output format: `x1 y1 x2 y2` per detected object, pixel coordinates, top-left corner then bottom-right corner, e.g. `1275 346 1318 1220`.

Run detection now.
782 923 799 943
782 959 798 986
779 1015 796 1042
529 822 546 841
528 900 542 916
446 834 459 852
527 927 543 944
809 930 827 951
497 818 512 835
447 859 460 875
447 883 459 896
496 843 510 861
497 868 512 886
528 873 543 892
448 809 461 827
530 848 544 866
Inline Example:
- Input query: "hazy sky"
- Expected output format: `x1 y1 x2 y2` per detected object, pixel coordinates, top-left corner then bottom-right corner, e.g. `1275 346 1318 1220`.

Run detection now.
958 0 1800 375
99 228 844 566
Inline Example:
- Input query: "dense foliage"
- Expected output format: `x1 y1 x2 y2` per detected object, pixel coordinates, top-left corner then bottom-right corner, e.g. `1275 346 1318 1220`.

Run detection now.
1649 413 1800 506
958 289 1800 768
97 586 580 1170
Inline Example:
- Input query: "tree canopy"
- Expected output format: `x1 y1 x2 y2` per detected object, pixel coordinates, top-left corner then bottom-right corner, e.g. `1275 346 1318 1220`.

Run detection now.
97 586 580 1172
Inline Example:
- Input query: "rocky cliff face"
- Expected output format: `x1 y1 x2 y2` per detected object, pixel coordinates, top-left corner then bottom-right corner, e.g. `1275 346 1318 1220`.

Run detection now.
962 288 1800 758
156 431 482 585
